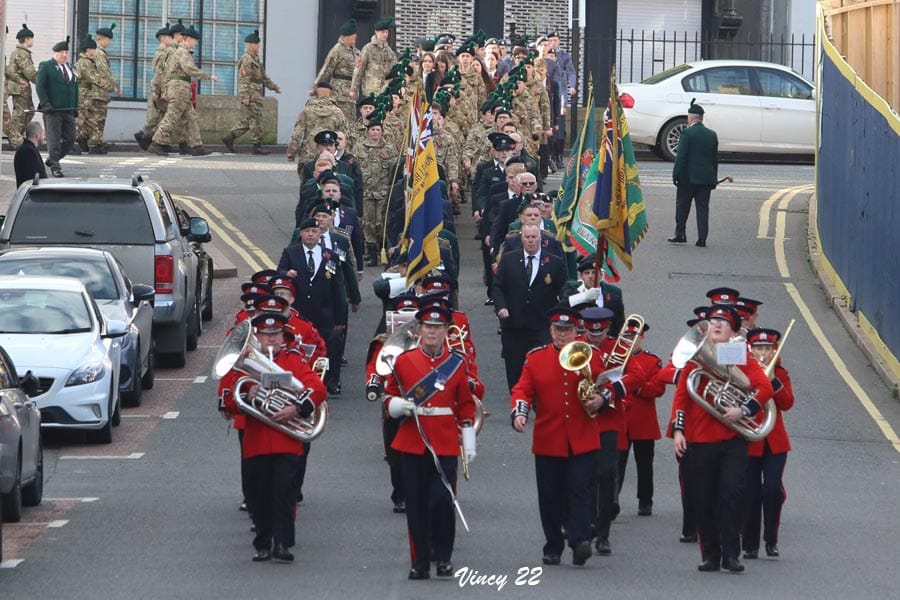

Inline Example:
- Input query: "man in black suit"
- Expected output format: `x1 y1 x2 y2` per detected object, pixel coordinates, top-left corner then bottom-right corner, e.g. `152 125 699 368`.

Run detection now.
493 223 567 389
277 218 354 395
35 38 79 178
14 122 47 187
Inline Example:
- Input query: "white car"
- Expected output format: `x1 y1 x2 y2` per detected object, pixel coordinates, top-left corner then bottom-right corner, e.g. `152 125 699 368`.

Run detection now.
0 276 127 444
618 59 815 160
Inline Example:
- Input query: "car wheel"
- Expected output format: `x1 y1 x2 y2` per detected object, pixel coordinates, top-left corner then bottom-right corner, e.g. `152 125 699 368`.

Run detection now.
201 259 214 322
659 117 688 162
161 320 188 368
122 346 143 407
1 456 23 522
22 441 43 507
112 391 122 427
186 294 200 352
141 340 156 390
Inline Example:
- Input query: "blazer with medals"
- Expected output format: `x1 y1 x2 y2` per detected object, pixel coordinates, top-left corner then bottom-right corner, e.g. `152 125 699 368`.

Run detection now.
492 249 566 332
277 244 349 332
36 58 79 113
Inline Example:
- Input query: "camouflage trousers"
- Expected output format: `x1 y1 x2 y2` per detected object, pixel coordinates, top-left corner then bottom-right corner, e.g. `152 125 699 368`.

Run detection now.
143 95 168 132
152 81 201 147
3 94 24 149
363 196 386 247
76 98 109 147
228 97 263 143
331 79 356 124
9 93 33 147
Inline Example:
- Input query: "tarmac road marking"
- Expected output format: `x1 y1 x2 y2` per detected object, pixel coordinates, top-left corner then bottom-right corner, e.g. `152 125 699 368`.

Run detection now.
43 497 99 502
772 187 900 454
155 377 202 381
0 560 25 569
758 183 814 238
162 411 180 419
59 452 145 460
194 375 208 383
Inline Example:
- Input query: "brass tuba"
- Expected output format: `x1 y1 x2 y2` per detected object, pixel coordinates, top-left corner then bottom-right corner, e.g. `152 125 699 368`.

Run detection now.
212 320 328 442
375 311 420 376
558 341 600 418
671 321 776 442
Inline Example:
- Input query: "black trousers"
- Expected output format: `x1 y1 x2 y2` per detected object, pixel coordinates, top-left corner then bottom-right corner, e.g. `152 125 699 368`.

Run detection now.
686 437 748 562
617 439 656 506
677 453 697 537
481 239 494 299
238 430 251 509
742 448 788 551
535 451 596 556
43 110 76 166
400 452 457 571
382 415 404 504
325 326 345 388
500 327 547 390
246 453 301 550
674 184 712 242
593 431 619 539
296 441 311 499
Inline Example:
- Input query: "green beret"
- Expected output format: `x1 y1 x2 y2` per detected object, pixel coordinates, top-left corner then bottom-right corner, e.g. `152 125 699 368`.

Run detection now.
52 37 70 52
356 93 377 108
373 17 395 31
169 19 185 35
96 22 115 39
366 116 384 129
244 29 260 43
688 98 704 115
81 35 97 50
338 19 357 36
311 201 334 215
16 23 35 40
156 23 171 38
182 25 200 40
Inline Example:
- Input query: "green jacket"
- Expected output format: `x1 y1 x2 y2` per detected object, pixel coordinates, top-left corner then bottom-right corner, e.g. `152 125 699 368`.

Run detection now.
673 122 718 187
36 58 79 112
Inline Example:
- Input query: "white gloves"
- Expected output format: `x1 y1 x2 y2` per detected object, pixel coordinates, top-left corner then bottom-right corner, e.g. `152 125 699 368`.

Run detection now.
388 277 410 298
387 396 416 418
461 426 477 464
568 287 601 306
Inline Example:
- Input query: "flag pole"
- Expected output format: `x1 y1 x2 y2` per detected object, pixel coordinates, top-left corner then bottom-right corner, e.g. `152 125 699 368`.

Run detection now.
595 66 618 276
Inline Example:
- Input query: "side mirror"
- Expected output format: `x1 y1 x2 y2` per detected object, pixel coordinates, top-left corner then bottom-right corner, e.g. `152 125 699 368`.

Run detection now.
189 216 212 243
20 370 40 397
132 283 155 306
106 319 128 338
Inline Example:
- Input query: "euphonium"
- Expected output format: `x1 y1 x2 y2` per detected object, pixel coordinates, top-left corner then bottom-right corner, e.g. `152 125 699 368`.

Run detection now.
212 320 328 442
375 316 420 376
558 341 600 418
671 321 776 442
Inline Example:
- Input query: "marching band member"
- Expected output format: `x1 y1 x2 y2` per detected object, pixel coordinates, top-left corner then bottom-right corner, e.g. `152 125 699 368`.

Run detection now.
221 314 327 563
617 319 666 517
671 305 774 573
511 307 605 567
742 327 794 560
383 306 477 580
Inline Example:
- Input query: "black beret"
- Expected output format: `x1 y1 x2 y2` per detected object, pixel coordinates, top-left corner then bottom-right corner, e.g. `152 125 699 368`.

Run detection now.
52 37 70 52
182 25 200 40
315 81 333 90
299 217 319 230
338 19 357 36
81 35 97 50
16 24 35 40
373 17 395 31
356 93 377 107
156 23 171 38
244 29 260 43
688 98 704 115
96 23 116 39
316 169 340 185
169 19 186 35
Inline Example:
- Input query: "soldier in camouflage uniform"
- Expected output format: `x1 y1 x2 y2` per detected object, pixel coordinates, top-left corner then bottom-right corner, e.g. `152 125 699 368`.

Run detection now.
75 36 116 154
355 116 398 264
222 29 281 155
134 23 173 150
7 24 38 149
349 94 377 152
314 19 360 124
464 101 496 179
430 94 461 214
350 17 396 101
286 82 347 164
77 23 121 153
148 25 217 156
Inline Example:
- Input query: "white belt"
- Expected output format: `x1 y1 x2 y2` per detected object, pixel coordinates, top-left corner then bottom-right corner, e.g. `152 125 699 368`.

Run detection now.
415 406 454 416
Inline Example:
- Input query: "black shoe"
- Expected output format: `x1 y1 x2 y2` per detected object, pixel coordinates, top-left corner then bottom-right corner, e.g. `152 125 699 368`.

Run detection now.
365 256 379 267
594 537 611 555
239 500 248 512
341 356 348 366
252 549 272 562
89 146 107 154
695 240 706 247
638 502 652 516
101 142 116 152
697 559 720 572
667 236 687 244
273 543 294 562
483 298 494 306
542 553 561 566
765 544 779 557
252 144 271 155
610 502 620 521
679 534 697 543
328 383 342 395
436 562 453 577
392 500 406 514
743 550 758 559
222 134 236 153
76 138 90 153
179 143 192 156
134 131 151 150
572 541 592 566
408 568 430 580
722 556 745 573
50 166 64 177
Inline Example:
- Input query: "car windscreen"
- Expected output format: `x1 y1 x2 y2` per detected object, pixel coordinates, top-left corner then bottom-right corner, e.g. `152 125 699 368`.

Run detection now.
0 258 120 300
9 189 155 245
641 63 693 85
0 289 93 334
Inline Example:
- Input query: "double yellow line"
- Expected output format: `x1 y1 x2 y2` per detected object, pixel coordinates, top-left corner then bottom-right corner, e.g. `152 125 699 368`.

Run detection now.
763 185 900 453
174 194 276 273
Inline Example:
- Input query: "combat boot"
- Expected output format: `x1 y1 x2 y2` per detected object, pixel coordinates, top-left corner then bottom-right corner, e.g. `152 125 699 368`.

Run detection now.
191 145 211 156
179 143 192 156
76 137 90 153
134 130 151 150
252 144 271 155
147 142 168 156
222 133 236 153
89 146 108 154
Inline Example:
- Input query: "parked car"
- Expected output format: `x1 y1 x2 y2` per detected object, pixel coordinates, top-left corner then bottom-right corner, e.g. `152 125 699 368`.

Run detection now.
618 59 815 160
0 247 156 407
0 176 214 367
1 345 44 523
0 276 127 444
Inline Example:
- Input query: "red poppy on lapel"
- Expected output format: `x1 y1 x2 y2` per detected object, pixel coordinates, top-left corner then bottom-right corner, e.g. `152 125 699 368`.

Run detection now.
542 256 550 265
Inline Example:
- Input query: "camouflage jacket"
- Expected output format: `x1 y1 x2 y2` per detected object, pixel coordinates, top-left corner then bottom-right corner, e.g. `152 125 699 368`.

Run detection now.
287 96 348 160
95 47 119 95
149 45 172 96
6 43 37 96
315 41 359 83
167 46 211 83
76 53 115 101
527 80 551 131
463 120 494 171
432 127 459 182
237 48 278 100
351 36 395 97
357 137 399 200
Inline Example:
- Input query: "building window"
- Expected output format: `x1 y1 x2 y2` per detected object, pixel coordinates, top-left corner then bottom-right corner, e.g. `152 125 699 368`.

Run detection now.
86 0 264 100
